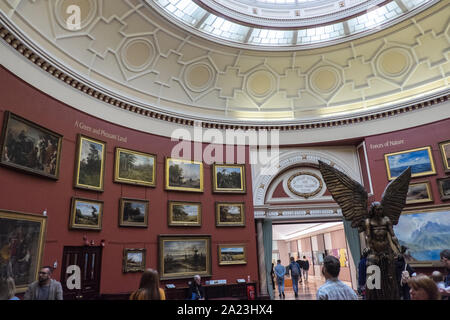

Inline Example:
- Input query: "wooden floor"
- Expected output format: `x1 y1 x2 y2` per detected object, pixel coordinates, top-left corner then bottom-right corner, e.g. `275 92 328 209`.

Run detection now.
272 276 353 300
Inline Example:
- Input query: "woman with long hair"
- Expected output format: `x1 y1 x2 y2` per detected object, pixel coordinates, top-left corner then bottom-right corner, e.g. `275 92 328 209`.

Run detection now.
408 274 441 300
130 268 166 300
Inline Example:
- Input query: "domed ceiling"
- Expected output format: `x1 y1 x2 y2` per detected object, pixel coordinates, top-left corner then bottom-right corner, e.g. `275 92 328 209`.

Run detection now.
0 0 449 128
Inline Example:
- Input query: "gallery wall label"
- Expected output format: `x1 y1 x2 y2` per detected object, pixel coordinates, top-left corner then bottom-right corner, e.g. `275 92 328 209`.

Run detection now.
74 120 127 142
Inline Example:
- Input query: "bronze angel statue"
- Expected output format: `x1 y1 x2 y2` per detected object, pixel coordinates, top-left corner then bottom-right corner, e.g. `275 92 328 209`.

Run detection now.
318 160 411 300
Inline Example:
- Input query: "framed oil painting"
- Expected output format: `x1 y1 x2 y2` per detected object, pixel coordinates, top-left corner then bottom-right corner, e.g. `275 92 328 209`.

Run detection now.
165 158 203 192
0 111 62 180
159 235 211 280
405 181 433 205
74 134 106 191
168 201 202 227
439 140 450 173
69 197 103 231
123 249 146 273
0 210 47 293
393 207 450 266
218 244 247 265
114 148 156 187
384 146 436 180
437 177 450 201
215 203 245 227
119 198 149 228
212 164 246 194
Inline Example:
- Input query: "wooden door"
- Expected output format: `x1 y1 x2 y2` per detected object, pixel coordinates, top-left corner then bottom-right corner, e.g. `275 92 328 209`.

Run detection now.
61 246 103 300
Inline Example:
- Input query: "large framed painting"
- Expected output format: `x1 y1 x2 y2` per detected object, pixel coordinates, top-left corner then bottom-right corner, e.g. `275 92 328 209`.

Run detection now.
168 201 202 227
218 244 247 265
0 210 47 293
393 207 450 266
119 198 149 228
69 197 103 231
212 164 246 193
74 134 106 191
384 146 436 180
439 140 450 173
437 177 450 201
123 249 146 273
158 235 211 280
165 158 203 192
405 181 433 205
215 202 245 227
0 111 63 179
114 148 156 187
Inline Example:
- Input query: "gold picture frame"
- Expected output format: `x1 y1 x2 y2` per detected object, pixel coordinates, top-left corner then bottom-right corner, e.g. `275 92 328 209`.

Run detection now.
437 177 450 201
218 244 247 265
384 146 436 180
212 164 246 194
168 201 202 227
119 198 149 228
215 202 245 227
0 210 47 293
0 111 63 180
74 134 106 191
405 181 433 205
123 248 146 273
114 147 156 187
165 158 204 192
69 197 103 231
159 235 211 280
438 140 450 173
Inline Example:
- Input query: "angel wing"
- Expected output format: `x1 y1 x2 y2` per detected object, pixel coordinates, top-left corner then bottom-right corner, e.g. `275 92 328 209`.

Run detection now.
318 161 368 232
380 167 411 226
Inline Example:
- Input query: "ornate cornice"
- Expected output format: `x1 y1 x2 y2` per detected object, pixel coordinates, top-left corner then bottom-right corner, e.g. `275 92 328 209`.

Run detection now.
0 19 448 132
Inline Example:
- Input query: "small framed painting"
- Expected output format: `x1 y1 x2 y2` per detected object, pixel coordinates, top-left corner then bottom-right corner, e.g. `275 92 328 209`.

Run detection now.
74 134 106 191
405 181 433 205
212 164 246 194
215 203 245 227
114 148 156 187
123 248 146 273
218 244 247 265
168 201 202 227
69 197 103 231
438 140 450 173
384 146 436 180
165 158 203 192
437 177 450 201
119 198 149 228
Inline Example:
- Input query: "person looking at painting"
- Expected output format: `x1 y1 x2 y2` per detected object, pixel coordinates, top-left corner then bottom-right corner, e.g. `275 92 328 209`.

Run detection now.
316 256 358 300
24 266 63 300
0 277 19 300
188 275 205 300
130 268 166 300
274 260 286 299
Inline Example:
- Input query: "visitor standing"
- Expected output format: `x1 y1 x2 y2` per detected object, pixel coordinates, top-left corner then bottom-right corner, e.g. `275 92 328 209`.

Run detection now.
274 259 286 299
316 256 358 300
288 257 301 298
24 266 63 300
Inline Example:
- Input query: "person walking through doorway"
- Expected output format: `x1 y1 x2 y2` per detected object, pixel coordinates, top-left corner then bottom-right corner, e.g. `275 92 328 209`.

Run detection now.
274 260 286 299
288 257 301 298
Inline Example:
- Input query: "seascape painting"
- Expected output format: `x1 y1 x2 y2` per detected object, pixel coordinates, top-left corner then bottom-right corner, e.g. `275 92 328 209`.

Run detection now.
384 147 435 180
394 209 450 263
405 182 432 204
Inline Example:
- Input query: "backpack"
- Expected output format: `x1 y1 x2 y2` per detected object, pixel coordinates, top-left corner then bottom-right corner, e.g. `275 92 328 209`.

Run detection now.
290 262 300 276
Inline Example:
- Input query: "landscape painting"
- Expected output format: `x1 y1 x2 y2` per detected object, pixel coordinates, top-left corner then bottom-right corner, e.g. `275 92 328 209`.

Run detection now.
119 198 149 227
437 177 450 200
406 181 433 204
384 146 436 180
168 201 201 227
394 209 450 264
114 148 156 187
439 140 450 173
213 164 246 193
0 210 47 293
159 235 211 279
165 158 203 192
123 249 146 273
70 197 103 230
0 111 62 179
218 245 247 265
74 135 106 191
216 203 245 227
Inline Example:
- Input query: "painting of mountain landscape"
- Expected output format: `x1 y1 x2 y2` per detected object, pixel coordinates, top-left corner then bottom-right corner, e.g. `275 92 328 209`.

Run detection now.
394 210 450 262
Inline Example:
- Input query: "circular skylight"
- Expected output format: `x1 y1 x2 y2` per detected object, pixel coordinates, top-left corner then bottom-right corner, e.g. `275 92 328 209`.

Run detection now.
147 0 437 49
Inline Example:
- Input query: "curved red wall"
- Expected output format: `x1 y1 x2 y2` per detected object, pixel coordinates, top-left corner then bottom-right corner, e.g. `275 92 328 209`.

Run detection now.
0 67 258 294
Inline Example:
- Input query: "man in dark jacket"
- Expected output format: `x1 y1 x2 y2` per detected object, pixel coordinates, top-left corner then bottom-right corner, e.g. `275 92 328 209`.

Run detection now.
24 266 63 300
288 257 301 298
187 275 205 300
302 256 310 282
